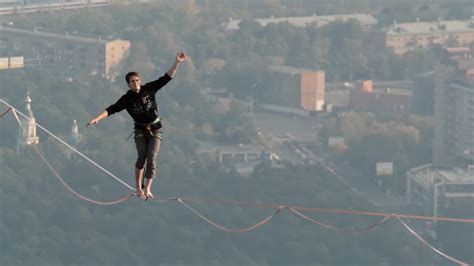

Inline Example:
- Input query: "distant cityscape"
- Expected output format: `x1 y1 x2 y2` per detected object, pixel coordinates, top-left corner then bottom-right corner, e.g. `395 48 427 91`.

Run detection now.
2 0 473 245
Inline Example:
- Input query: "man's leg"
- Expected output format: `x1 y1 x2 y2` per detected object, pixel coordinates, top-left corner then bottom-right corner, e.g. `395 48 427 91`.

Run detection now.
135 167 145 198
134 129 148 198
144 134 161 199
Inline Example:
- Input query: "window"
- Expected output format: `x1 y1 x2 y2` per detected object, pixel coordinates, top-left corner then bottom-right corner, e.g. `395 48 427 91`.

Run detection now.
13 41 21 51
0 38 8 49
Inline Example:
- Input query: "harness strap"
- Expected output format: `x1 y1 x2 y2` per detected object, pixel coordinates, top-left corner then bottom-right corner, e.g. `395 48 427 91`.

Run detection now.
134 117 161 127
126 117 162 141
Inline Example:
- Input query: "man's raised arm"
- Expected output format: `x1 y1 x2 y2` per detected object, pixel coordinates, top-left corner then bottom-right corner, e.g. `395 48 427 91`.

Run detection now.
166 51 186 78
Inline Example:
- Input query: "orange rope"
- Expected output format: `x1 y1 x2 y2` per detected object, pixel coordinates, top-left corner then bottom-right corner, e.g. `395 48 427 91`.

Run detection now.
32 145 134 205
177 198 282 233
288 207 392 232
176 197 474 224
1 102 472 264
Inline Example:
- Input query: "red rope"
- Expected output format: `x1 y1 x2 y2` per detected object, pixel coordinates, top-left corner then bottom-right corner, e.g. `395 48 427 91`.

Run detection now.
2 105 472 264
288 207 392 232
177 198 282 233
177 197 474 224
32 145 134 205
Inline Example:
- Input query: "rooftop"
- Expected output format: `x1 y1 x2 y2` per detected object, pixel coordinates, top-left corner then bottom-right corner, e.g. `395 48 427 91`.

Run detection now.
223 13 377 31
387 19 474 35
268 65 321 75
0 25 115 44
409 164 474 184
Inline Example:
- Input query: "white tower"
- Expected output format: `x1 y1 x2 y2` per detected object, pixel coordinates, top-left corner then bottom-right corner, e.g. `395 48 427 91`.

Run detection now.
65 119 82 159
71 119 82 145
16 92 39 155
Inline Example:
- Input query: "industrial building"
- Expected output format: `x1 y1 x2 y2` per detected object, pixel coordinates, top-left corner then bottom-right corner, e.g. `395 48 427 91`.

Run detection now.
0 26 130 79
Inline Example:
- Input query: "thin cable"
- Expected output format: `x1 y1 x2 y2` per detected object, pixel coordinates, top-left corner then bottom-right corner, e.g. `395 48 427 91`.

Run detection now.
396 216 469 266
0 99 134 191
288 207 392 232
1 99 472 263
11 108 23 128
290 205 474 224
2 103 472 223
177 198 282 233
32 145 133 205
177 197 474 224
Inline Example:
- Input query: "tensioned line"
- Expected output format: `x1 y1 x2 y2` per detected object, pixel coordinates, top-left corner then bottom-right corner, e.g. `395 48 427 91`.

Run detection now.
0 99 134 191
1 98 472 265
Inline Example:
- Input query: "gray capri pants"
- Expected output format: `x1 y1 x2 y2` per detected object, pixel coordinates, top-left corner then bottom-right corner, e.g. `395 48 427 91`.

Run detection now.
134 128 162 179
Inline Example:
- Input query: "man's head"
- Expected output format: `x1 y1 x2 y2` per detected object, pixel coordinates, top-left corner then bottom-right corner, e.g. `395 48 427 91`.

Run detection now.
125 71 141 92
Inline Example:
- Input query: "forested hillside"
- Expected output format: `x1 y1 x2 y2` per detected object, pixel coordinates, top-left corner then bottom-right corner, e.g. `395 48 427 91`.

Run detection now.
1 1 471 265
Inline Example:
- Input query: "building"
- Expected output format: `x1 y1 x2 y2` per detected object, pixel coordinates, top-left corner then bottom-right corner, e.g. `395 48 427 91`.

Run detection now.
386 19 474 55
413 71 435 116
349 80 413 113
0 26 130 79
300 71 326 111
0 0 113 16
0 55 24 69
217 144 266 165
70 120 82 146
16 92 39 155
446 47 472 60
433 63 474 167
407 164 474 219
223 13 378 31
64 119 83 159
354 80 373 92
261 65 325 111
406 56 474 236
197 142 268 175
412 47 472 116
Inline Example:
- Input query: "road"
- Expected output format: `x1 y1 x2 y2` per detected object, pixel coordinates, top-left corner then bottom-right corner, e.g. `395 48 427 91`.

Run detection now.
253 111 409 213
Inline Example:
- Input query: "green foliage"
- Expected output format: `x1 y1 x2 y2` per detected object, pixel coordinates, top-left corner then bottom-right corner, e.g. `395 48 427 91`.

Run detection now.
1 2 471 265
320 112 433 194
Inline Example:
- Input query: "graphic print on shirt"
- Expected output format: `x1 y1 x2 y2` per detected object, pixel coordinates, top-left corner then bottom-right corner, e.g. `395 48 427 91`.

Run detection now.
130 94 157 117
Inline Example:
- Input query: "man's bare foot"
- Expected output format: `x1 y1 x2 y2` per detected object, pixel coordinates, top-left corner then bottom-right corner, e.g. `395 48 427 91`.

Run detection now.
136 188 145 199
144 190 154 200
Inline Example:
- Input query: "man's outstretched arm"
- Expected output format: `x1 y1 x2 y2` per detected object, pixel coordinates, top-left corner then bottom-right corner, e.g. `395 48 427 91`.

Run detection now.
87 110 108 126
166 51 186 78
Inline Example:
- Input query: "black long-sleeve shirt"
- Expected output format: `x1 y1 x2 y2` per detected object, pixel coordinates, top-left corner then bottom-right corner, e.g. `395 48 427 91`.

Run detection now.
106 73 172 127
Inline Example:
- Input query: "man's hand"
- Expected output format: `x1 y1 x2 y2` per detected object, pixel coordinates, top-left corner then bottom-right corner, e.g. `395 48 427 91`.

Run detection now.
167 52 186 78
86 110 108 127
86 119 99 127
176 52 186 63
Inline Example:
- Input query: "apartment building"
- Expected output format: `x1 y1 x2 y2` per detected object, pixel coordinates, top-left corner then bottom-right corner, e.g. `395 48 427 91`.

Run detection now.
386 19 474 55
433 64 474 166
406 55 474 226
413 71 435 116
0 26 130 79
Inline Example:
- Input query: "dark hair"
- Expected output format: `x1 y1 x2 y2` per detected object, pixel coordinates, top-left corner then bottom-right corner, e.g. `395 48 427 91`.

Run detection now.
125 71 140 83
